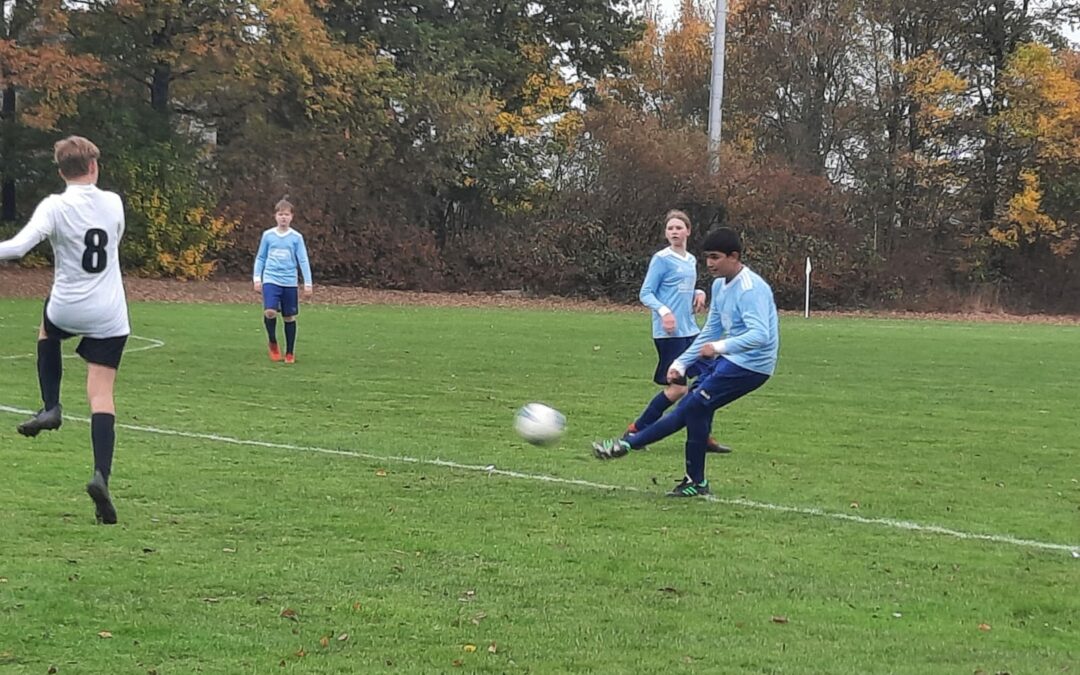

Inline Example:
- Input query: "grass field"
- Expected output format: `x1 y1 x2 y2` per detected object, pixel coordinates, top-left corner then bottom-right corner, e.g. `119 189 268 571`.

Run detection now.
1 297 1077 674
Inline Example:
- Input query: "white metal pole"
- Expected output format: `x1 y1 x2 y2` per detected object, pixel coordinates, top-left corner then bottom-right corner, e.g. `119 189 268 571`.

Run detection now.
804 257 812 318
707 0 728 174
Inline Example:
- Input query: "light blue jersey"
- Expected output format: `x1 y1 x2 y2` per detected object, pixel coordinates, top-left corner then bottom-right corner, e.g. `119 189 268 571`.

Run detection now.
253 227 313 288
674 266 779 376
639 247 704 339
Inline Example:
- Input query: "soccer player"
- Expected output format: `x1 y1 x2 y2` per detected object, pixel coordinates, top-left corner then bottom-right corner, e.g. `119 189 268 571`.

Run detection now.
0 136 129 524
252 196 313 364
626 209 732 454
592 227 779 497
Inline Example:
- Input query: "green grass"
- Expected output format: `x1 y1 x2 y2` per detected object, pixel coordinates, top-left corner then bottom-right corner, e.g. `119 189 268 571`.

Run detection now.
0 298 1077 674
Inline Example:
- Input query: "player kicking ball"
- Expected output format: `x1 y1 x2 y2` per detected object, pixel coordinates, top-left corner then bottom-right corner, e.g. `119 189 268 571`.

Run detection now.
591 228 779 497
0 136 130 524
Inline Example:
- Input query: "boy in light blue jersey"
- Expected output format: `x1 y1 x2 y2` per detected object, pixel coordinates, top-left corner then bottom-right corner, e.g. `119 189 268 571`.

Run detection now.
626 209 731 454
594 227 779 497
253 196 313 363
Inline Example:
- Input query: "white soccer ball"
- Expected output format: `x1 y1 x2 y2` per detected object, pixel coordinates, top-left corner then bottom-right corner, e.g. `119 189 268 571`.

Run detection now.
514 402 566 445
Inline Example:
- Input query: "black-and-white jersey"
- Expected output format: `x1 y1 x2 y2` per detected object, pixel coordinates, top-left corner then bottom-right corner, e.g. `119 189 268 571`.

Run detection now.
0 184 130 338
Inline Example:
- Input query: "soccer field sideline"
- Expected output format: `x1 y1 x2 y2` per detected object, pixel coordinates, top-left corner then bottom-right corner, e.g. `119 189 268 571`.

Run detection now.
2 402 1076 558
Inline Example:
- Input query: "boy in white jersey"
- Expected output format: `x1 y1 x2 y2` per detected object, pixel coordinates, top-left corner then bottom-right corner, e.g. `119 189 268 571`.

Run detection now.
0 136 128 523
626 209 731 454
253 196 313 364
593 228 779 497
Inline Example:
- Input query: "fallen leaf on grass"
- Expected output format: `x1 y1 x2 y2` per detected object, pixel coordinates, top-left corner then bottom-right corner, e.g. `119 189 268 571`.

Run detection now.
319 636 330 648
850 502 860 509
488 642 498 654
337 633 349 642
978 623 992 632
222 548 236 554
295 648 305 658
48 667 58 674
0 578 7 583
98 631 113 639
471 612 488 625
352 601 362 611
452 659 464 667
375 469 388 477
203 598 220 604
280 608 299 621
771 616 789 624
463 644 477 653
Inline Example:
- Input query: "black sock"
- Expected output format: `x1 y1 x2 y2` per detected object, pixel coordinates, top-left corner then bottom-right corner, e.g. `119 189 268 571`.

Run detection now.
37 338 62 410
284 321 297 354
91 413 115 483
264 316 278 343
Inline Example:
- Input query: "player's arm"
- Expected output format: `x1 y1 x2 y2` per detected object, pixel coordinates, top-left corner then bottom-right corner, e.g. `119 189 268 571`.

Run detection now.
703 288 772 356
693 288 707 313
296 236 313 294
0 200 54 261
252 233 269 288
670 281 724 379
638 255 669 316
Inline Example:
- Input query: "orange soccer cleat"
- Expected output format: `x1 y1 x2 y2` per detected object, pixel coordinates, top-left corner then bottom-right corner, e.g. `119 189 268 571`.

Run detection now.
268 342 282 362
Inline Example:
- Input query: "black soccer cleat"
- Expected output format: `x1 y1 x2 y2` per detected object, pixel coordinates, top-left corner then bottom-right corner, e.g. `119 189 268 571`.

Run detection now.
85 470 117 525
666 476 710 498
16 405 63 437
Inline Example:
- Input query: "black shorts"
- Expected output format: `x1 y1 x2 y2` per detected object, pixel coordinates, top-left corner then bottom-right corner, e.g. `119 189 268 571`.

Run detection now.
42 300 128 370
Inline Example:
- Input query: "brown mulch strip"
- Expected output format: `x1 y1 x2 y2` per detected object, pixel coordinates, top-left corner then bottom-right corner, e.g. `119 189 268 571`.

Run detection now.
2 267 1078 324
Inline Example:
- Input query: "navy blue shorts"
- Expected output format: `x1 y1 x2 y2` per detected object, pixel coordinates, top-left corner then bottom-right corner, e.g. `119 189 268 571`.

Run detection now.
262 283 299 317
688 357 770 411
652 336 703 385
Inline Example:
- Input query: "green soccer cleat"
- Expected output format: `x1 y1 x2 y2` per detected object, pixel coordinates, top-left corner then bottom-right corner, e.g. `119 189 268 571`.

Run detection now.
666 476 710 498
592 438 631 460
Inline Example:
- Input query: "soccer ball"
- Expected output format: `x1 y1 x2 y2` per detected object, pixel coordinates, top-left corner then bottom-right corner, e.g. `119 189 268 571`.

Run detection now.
514 402 566 445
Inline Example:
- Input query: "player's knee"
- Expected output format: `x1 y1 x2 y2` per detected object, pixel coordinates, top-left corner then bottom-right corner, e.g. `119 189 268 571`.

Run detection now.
264 309 277 319
665 383 688 400
283 315 296 322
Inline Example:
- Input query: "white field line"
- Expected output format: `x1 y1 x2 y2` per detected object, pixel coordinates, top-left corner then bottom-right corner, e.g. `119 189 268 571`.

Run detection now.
0 335 165 360
1 404 1077 557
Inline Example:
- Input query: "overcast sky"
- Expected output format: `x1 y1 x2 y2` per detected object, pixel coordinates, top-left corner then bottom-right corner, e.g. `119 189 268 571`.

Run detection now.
650 0 1080 46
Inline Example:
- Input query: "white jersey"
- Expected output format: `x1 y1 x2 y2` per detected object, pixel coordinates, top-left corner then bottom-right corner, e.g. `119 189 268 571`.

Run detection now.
0 184 130 338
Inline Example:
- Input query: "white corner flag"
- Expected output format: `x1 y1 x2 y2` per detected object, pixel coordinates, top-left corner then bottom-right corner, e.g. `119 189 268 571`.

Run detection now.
804 256 812 318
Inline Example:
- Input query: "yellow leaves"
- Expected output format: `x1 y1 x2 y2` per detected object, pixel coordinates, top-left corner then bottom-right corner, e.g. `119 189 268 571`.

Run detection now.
990 169 1078 257
899 51 967 132
999 43 1080 164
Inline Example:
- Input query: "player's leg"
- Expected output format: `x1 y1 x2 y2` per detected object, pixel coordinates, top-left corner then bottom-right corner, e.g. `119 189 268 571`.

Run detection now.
623 338 692 443
263 283 282 362
667 361 769 497
281 287 299 364
17 302 72 437
77 336 126 524
594 393 693 459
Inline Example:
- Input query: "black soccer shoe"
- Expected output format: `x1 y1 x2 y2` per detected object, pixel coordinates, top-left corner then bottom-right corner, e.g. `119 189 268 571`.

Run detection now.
16 405 63 437
86 470 117 525
666 477 710 498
